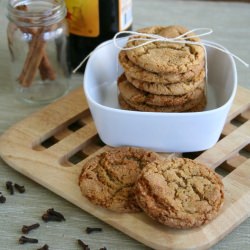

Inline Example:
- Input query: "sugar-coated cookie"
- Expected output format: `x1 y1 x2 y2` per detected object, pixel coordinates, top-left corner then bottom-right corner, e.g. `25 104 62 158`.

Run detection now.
135 158 224 229
79 147 160 213
126 25 205 74
118 73 205 107
119 50 205 84
125 70 205 96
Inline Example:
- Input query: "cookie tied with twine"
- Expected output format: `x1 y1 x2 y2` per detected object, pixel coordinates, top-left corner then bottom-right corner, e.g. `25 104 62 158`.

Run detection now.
113 26 249 72
120 26 206 74
73 25 248 78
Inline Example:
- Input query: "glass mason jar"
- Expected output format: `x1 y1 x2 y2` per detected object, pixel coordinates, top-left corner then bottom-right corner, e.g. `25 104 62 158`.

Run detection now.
7 0 70 104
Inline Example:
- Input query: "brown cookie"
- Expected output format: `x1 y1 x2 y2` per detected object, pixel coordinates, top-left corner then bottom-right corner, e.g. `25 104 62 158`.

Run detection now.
120 94 207 112
135 158 224 229
125 25 205 74
126 71 206 96
118 94 135 111
118 94 206 112
79 147 160 213
118 73 205 107
119 50 205 84
121 89 205 112
189 96 207 112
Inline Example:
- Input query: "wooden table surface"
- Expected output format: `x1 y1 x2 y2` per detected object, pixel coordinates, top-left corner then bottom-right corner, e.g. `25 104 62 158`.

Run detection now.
0 0 249 249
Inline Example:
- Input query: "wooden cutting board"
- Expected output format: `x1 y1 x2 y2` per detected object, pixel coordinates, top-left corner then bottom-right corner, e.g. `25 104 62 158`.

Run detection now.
0 86 249 250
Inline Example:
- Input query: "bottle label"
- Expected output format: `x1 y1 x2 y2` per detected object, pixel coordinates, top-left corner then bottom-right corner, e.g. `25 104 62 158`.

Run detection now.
119 0 133 31
65 0 100 37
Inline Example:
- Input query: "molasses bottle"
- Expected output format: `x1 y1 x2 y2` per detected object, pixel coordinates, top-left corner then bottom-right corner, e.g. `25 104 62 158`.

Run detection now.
65 0 133 72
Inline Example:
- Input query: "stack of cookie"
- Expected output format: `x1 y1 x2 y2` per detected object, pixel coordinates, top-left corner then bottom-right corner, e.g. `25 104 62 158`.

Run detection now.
118 25 206 112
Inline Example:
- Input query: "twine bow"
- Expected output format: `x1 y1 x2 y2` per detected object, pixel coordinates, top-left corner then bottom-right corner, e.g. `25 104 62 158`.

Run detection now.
113 28 249 67
73 28 249 73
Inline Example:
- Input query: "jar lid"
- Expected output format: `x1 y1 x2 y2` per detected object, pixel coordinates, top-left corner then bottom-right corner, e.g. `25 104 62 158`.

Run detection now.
7 0 67 27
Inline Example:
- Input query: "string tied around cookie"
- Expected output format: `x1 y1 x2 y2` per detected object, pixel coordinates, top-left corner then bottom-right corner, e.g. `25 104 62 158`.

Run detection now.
113 28 249 68
73 28 249 74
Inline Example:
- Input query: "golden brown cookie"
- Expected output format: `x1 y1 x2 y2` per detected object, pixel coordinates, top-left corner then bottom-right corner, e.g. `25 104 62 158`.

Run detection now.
121 89 205 112
118 73 205 107
126 25 205 74
119 50 205 84
118 94 135 111
119 94 206 112
135 158 224 229
126 71 206 96
189 96 207 112
79 147 160 213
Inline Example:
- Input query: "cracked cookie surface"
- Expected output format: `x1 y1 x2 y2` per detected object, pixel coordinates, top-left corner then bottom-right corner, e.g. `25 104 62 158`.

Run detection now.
126 71 205 96
135 158 224 229
118 73 205 107
118 94 206 112
126 25 205 74
121 90 205 112
119 50 205 84
79 147 160 213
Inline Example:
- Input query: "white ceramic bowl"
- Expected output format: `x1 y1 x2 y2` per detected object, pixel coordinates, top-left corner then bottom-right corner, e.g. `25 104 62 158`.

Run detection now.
83 38 237 152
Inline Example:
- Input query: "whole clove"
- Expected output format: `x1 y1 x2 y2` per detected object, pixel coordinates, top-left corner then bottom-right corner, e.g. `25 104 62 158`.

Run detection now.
6 181 14 195
22 223 40 234
42 208 65 222
19 236 38 244
37 244 49 250
14 183 26 193
77 239 90 250
42 213 63 222
100 248 107 250
0 193 6 203
86 227 103 234
47 208 65 221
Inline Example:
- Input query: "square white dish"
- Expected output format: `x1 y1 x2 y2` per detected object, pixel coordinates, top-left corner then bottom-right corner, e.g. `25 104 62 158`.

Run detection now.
83 37 237 152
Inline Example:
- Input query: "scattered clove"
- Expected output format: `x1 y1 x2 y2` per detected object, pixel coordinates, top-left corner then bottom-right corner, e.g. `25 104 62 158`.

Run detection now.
6 181 14 195
47 208 65 221
0 193 6 203
86 227 103 234
22 223 40 234
14 183 26 193
37 244 49 250
19 236 38 244
42 208 65 222
77 239 90 250
42 213 62 222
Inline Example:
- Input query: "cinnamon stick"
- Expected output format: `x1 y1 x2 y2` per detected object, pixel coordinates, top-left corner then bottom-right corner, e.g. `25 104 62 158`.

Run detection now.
15 5 56 86
18 27 46 87
39 53 57 81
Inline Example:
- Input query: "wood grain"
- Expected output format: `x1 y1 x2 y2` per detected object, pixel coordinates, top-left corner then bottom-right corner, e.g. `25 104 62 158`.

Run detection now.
0 86 249 250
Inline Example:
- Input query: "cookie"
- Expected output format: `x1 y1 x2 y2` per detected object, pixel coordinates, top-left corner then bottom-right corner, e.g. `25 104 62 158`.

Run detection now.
190 96 207 112
119 50 205 84
125 25 205 74
121 89 205 112
118 94 206 112
118 94 135 111
126 71 206 96
79 147 160 213
118 73 205 107
135 158 224 229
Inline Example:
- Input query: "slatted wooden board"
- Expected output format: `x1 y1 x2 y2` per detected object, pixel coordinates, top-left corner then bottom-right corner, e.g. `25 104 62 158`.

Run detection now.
0 86 249 250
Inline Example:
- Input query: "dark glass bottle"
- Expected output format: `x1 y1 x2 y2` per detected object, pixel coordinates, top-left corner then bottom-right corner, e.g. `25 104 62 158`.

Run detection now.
65 0 133 73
